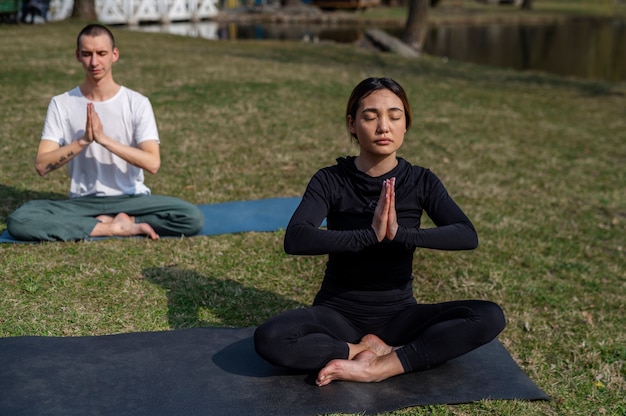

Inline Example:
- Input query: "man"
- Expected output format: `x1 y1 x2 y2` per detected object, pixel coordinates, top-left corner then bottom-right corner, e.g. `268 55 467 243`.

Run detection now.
7 24 204 241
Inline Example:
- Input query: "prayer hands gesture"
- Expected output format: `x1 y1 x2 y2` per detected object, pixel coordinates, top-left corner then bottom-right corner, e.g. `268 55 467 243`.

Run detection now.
372 177 398 242
80 102 103 145
77 102 160 174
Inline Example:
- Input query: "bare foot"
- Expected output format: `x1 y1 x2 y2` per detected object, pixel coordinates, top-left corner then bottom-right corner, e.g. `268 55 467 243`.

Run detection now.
95 215 115 224
359 334 394 356
91 212 159 239
316 349 403 387
109 213 159 239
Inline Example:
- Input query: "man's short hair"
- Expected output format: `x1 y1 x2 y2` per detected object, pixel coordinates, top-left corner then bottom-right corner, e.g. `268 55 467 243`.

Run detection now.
77 24 116 49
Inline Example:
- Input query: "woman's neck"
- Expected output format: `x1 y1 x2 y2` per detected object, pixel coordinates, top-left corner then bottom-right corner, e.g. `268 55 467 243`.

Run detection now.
354 154 398 177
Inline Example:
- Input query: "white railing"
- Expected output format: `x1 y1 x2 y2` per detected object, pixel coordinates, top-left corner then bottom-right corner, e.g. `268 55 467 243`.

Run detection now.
48 0 218 24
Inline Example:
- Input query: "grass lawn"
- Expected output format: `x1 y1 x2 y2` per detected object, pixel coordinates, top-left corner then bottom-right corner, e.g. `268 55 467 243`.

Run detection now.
0 5 624 414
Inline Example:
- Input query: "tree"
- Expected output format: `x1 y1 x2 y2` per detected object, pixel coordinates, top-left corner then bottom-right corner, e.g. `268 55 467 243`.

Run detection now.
401 0 430 53
71 0 97 20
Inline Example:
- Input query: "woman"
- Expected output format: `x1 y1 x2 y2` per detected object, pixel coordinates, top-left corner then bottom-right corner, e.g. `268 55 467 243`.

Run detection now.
254 77 505 386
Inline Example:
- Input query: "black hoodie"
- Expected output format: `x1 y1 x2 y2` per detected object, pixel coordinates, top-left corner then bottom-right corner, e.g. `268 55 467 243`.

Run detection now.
284 156 478 294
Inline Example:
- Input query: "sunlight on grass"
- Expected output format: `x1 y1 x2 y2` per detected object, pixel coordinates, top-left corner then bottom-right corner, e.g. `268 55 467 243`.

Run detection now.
0 7 624 414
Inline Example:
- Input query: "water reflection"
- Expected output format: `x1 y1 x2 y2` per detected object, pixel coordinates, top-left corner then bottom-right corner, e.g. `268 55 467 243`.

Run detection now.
130 20 364 43
422 19 626 83
128 18 626 82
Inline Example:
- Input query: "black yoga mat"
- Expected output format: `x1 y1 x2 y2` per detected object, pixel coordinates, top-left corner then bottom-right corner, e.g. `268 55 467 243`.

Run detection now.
0 327 548 416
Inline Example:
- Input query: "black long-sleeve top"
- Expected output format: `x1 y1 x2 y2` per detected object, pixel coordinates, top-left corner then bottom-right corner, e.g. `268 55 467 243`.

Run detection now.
285 156 478 293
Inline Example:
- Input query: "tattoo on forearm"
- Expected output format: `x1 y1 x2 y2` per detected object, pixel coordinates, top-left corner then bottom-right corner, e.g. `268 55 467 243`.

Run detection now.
45 163 59 172
45 150 75 173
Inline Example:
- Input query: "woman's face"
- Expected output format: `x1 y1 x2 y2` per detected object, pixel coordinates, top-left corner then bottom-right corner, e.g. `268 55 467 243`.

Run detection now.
348 89 407 159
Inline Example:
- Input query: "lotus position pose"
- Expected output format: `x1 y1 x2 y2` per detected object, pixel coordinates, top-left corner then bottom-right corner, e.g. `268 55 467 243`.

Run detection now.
7 24 203 241
254 77 505 386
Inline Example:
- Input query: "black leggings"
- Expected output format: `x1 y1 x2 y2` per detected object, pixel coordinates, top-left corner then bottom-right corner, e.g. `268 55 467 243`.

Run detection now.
254 299 505 372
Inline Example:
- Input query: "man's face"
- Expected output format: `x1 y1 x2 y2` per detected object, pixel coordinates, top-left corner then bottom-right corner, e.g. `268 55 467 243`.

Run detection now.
76 34 119 82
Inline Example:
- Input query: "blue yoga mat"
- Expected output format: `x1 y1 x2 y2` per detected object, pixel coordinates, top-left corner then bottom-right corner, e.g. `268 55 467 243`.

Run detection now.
196 197 303 236
0 197 307 243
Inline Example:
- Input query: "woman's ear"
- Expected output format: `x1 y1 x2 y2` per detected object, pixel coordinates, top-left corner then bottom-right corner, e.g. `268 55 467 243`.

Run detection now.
347 115 356 135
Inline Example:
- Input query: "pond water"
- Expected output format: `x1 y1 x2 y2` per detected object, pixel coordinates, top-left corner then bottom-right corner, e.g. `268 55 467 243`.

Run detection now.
422 18 626 83
129 17 626 83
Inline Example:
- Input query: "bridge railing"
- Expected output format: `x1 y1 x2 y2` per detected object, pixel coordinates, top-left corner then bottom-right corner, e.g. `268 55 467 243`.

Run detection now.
48 0 218 24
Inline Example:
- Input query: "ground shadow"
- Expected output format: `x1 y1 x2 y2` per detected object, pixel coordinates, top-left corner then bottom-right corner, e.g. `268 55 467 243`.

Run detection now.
143 266 304 329
210 332 308 378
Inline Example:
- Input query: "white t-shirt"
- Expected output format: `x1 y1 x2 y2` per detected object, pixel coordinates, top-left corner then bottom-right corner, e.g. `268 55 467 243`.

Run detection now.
41 86 160 198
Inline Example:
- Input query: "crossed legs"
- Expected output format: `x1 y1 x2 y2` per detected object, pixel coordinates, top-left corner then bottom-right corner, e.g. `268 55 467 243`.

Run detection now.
7 195 203 241
254 300 505 386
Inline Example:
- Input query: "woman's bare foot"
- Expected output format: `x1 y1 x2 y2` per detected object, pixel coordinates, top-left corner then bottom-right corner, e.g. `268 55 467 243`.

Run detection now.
347 334 394 360
91 213 159 239
316 349 404 387
359 334 394 356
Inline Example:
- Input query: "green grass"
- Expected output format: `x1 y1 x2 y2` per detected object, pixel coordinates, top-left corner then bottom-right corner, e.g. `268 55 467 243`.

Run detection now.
1 7 625 415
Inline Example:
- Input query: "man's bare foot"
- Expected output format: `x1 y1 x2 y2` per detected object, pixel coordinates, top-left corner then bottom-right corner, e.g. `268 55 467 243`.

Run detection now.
91 212 159 239
109 213 159 239
359 334 394 356
95 215 115 224
316 349 404 387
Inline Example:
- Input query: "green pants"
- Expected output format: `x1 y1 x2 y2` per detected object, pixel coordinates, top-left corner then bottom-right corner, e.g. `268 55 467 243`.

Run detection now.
7 195 204 241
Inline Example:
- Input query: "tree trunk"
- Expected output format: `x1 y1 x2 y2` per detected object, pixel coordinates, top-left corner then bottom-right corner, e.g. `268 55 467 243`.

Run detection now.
281 0 301 7
401 0 429 52
71 0 98 20
520 0 532 10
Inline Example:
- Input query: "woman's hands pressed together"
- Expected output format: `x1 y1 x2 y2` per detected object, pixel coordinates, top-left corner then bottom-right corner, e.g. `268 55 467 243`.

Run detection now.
372 177 398 242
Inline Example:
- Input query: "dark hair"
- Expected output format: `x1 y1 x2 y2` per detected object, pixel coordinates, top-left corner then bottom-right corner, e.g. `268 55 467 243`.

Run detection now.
345 77 412 141
77 24 116 50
